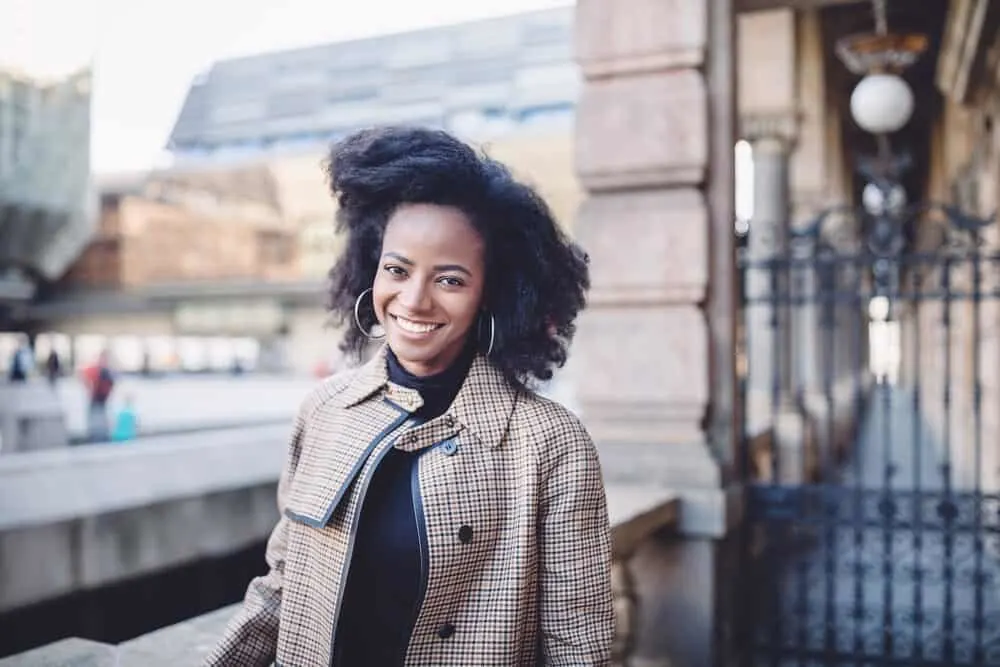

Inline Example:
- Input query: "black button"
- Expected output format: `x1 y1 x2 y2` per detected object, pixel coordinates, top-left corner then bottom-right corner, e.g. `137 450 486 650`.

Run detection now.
437 623 455 640
458 525 473 544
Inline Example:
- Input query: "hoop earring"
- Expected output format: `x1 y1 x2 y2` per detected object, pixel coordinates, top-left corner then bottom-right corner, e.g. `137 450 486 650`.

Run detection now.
479 311 495 357
354 288 385 340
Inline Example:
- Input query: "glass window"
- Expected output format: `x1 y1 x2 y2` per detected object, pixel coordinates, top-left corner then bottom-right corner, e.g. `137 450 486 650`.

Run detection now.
453 58 511 86
266 92 318 119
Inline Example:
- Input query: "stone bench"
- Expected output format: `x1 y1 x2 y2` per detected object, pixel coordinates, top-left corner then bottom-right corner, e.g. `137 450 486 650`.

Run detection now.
0 485 681 666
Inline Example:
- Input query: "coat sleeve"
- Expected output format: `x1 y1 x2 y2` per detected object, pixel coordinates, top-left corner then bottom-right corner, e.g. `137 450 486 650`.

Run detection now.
537 414 614 666
201 403 308 667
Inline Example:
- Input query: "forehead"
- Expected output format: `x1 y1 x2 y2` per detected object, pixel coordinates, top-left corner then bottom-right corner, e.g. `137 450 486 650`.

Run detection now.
382 203 484 256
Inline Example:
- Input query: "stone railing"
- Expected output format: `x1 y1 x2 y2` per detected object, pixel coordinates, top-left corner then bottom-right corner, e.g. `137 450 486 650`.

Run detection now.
0 484 680 667
0 424 288 614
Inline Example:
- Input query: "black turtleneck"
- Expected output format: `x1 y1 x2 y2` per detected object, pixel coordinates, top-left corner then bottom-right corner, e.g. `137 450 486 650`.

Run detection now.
333 345 473 666
386 344 475 420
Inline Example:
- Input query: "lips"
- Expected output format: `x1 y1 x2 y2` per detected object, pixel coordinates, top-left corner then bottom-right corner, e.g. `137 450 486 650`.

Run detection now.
390 314 444 335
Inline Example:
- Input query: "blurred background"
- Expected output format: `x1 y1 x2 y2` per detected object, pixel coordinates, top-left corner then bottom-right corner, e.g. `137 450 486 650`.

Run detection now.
0 0 588 446
0 1 600 659
6 0 1000 665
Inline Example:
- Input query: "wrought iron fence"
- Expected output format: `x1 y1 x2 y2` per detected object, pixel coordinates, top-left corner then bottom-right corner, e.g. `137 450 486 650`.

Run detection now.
736 198 1000 666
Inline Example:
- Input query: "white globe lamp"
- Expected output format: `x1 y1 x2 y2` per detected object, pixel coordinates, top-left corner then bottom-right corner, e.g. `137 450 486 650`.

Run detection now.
850 73 914 134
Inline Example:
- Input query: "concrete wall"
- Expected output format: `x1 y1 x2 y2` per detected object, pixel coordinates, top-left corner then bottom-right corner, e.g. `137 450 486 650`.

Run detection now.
0 424 289 612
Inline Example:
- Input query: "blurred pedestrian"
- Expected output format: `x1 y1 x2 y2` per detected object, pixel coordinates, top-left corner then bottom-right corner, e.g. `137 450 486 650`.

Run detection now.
111 393 138 443
7 341 33 382
86 351 115 441
45 349 62 386
206 127 610 666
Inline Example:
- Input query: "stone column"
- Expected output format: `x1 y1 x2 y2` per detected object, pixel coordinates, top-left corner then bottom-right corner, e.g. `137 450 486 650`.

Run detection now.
742 129 793 428
792 235 822 395
742 119 817 482
573 1 737 665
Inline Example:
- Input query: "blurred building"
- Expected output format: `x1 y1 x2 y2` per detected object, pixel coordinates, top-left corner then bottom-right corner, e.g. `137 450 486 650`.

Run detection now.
0 66 93 314
168 8 576 160
164 7 580 280
19 8 582 375
63 167 297 290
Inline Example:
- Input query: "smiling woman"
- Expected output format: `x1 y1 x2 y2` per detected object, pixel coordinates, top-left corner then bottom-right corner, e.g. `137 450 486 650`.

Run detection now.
372 203 486 377
327 125 590 392
204 126 611 667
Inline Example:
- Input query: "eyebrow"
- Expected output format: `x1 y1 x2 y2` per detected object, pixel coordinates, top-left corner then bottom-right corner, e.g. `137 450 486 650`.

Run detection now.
382 252 472 277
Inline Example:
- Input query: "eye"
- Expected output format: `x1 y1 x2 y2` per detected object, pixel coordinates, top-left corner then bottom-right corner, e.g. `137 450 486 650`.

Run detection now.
383 264 407 278
437 275 465 288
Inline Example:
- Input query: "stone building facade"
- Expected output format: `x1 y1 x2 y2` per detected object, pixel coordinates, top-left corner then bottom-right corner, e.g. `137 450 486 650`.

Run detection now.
62 168 298 290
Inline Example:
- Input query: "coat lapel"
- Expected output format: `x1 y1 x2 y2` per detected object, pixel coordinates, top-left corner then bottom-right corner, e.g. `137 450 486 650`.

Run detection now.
285 348 413 526
284 348 520 524
395 353 519 453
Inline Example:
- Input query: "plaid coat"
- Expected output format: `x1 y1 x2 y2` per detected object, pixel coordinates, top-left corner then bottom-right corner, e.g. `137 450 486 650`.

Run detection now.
204 347 614 666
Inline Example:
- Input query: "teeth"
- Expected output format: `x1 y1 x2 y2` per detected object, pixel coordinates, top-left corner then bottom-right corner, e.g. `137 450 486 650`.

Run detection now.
395 316 439 334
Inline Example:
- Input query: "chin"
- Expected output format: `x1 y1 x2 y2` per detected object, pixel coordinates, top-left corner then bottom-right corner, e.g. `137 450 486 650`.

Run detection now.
388 338 439 361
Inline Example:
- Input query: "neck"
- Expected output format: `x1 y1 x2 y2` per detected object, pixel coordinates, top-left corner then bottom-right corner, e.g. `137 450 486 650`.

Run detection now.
386 344 474 419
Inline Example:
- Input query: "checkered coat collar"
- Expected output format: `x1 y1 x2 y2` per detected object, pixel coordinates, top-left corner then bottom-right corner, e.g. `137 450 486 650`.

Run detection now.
335 345 518 450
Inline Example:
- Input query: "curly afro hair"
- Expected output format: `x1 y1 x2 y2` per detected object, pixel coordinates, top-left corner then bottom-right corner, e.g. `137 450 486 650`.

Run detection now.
324 125 589 392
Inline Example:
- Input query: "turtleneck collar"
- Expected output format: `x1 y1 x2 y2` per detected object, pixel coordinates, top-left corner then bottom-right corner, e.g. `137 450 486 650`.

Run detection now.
386 342 475 420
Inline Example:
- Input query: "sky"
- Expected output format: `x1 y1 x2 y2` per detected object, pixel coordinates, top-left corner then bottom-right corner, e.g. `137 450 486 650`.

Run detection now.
1 0 574 175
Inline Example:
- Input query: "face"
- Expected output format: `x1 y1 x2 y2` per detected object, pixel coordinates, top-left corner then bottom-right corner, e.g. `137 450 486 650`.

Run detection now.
372 203 486 376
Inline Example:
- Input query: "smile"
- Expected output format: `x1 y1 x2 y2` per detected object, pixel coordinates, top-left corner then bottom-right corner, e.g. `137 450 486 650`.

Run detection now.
390 315 444 334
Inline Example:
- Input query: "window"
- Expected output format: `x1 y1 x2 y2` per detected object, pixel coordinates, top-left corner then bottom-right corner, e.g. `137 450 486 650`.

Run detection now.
515 63 577 89
453 58 511 86
327 86 378 104
210 102 264 124
266 92 318 119
387 38 450 68
523 22 570 47
388 64 445 87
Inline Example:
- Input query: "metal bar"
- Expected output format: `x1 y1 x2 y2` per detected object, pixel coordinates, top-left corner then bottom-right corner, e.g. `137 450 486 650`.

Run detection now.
847 257 866 658
971 244 985 664
940 258 956 663
879 305 895 657
767 261 783 667
910 270 925 661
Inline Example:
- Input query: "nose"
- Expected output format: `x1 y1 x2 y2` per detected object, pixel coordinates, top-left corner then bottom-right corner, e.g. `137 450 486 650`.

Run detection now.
398 279 431 312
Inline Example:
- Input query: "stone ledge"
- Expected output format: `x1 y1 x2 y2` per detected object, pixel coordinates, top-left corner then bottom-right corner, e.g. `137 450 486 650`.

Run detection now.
607 484 680 559
0 638 118 667
2 487 683 666
0 605 238 667
0 424 290 530
115 604 237 665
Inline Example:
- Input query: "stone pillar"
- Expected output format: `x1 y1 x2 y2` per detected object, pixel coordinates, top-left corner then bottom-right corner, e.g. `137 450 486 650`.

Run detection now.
743 131 792 427
791 235 822 394
573 1 738 665
790 234 834 465
742 121 817 482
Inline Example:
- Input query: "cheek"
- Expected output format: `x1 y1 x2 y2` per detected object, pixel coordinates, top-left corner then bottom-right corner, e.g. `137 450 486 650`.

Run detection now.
371 276 391 321
448 290 484 329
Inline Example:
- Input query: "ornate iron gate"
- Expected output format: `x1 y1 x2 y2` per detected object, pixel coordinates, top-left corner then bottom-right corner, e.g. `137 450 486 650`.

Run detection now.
737 195 1000 666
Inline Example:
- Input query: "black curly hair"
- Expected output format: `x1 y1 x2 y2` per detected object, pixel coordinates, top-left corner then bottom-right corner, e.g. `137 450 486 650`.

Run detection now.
324 125 589 392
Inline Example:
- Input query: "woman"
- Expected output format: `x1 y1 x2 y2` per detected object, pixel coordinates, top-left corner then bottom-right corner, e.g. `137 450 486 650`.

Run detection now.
206 126 613 666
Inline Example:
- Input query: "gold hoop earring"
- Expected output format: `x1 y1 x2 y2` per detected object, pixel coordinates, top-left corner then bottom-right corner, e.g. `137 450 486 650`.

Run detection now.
354 288 385 340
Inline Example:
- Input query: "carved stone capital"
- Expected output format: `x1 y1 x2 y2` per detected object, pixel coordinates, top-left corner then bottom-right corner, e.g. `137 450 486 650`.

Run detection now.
739 110 800 147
